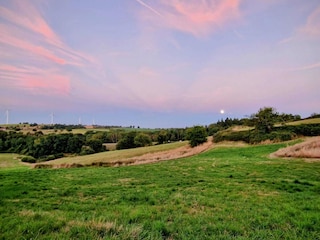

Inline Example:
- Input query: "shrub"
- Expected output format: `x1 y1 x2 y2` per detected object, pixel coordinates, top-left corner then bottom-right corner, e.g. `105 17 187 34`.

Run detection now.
213 130 250 143
116 132 137 150
86 139 104 153
21 156 36 163
80 146 95 155
276 124 320 136
214 130 296 144
134 133 152 147
186 126 208 147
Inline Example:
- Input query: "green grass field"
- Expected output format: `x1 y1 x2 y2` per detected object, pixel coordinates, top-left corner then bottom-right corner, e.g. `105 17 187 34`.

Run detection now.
287 118 320 125
0 143 319 239
0 153 28 170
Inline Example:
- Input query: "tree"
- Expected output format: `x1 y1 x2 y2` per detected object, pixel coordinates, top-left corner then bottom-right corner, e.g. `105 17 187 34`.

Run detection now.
157 130 168 144
186 126 208 147
116 131 137 150
86 139 105 153
134 133 152 147
252 107 278 133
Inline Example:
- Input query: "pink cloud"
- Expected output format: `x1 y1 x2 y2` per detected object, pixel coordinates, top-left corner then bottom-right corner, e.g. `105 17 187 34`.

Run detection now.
302 6 320 37
0 2 61 45
0 1 103 102
24 75 71 95
0 64 71 96
137 0 241 37
0 26 66 65
0 1 96 66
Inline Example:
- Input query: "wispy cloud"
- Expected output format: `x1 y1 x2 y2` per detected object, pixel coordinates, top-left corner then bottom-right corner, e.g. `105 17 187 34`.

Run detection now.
280 5 320 43
0 3 61 45
288 62 320 72
135 0 162 17
136 0 241 37
301 6 320 37
0 64 70 95
0 1 99 99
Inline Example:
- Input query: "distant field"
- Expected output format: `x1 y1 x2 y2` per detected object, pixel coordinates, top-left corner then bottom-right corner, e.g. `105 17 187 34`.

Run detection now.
0 153 27 169
71 128 111 134
1 142 319 239
286 118 320 125
0 125 157 135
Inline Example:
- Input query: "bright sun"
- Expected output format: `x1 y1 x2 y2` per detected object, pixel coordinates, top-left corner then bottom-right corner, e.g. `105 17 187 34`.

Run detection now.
220 109 225 114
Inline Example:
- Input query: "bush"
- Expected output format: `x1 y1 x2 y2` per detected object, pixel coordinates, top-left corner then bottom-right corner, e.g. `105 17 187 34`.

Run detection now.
86 139 104 153
186 126 208 147
249 131 295 144
80 146 95 155
213 130 250 143
21 156 36 163
134 133 152 147
116 132 137 150
276 124 320 136
213 130 296 144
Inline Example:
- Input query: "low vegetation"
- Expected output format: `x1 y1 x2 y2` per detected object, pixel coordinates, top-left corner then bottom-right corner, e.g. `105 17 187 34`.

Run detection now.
1 142 319 239
273 137 320 159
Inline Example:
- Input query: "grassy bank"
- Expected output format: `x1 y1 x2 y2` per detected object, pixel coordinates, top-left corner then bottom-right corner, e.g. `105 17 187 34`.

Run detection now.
287 118 320 125
0 153 28 170
36 141 188 167
0 143 319 239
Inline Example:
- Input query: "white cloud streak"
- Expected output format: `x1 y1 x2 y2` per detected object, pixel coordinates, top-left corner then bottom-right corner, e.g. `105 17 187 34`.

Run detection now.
135 0 162 17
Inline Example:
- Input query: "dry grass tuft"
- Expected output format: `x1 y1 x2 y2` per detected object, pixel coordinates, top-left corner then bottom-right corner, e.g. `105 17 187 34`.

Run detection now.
19 210 36 217
126 137 215 166
271 137 320 160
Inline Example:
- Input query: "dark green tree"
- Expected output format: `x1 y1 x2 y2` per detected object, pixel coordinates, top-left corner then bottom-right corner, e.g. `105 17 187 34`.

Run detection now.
86 139 105 153
252 107 278 133
116 131 137 150
157 130 168 144
134 133 152 147
186 126 208 147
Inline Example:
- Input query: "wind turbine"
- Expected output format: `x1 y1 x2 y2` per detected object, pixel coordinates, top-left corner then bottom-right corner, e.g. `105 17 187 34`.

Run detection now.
5 109 10 125
50 112 54 125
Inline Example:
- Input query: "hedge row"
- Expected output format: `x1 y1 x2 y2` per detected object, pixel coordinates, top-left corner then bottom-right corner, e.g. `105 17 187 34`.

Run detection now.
213 124 320 144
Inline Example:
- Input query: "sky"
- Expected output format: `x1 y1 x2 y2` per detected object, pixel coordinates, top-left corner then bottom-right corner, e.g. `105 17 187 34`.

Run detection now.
0 0 319 128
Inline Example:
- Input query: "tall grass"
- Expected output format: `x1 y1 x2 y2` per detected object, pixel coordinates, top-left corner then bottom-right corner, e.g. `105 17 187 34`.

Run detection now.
0 143 319 239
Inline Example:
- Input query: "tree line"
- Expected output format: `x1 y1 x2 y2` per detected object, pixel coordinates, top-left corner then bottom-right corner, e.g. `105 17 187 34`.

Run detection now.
0 131 105 163
0 107 319 163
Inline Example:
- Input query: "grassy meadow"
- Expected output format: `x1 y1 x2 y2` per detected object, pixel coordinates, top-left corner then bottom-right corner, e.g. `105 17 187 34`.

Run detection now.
286 118 320 126
0 142 320 239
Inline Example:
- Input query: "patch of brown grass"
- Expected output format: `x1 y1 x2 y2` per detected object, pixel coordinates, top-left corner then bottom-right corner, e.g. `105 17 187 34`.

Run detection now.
271 137 320 160
125 137 215 166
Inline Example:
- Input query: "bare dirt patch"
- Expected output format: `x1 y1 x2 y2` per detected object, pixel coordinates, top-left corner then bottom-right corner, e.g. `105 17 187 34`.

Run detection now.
271 137 320 162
